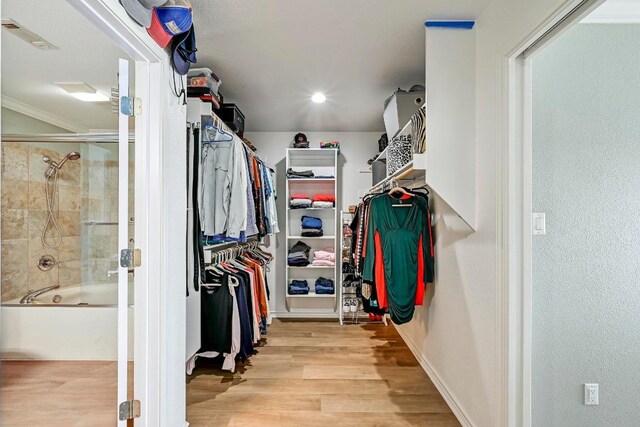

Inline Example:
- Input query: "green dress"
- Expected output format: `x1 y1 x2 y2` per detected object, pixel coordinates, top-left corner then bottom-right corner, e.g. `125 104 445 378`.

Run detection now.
362 194 432 324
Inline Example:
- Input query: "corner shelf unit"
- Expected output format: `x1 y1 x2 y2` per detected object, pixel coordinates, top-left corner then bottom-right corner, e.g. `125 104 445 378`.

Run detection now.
285 148 339 312
366 22 477 231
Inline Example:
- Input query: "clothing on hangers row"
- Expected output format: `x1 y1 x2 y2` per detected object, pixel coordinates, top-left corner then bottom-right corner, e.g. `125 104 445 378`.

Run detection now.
198 115 279 245
347 186 434 325
186 242 274 374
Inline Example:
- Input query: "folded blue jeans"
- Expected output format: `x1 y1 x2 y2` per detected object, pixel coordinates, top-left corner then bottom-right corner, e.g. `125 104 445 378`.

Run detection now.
301 216 323 230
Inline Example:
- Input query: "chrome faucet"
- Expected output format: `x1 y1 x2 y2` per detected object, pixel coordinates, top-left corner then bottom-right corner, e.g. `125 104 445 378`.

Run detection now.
19 284 61 304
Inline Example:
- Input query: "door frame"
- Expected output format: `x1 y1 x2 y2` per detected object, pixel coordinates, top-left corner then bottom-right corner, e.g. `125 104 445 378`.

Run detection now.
66 1 167 425
501 0 606 425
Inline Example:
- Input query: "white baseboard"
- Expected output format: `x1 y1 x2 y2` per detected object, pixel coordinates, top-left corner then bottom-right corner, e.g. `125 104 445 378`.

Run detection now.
271 311 339 319
395 325 475 427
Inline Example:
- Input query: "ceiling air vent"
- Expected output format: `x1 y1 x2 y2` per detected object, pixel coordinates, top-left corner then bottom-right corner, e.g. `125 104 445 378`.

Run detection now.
1 19 58 50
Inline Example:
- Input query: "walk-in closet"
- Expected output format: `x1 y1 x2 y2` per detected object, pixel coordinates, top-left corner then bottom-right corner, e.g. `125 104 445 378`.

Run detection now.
7 0 614 425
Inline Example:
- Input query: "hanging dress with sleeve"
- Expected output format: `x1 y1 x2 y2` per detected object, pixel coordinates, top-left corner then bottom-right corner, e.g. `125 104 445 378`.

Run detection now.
362 193 433 324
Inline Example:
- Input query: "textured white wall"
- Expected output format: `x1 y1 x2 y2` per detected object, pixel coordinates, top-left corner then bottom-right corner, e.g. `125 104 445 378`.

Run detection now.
244 132 379 315
532 24 640 427
394 0 582 425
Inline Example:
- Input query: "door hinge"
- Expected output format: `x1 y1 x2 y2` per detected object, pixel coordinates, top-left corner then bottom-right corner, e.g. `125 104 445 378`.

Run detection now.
119 399 141 421
120 96 142 116
120 248 142 268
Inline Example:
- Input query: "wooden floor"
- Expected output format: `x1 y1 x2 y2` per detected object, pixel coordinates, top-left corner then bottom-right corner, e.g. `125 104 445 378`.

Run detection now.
187 319 459 427
0 360 131 427
0 320 459 427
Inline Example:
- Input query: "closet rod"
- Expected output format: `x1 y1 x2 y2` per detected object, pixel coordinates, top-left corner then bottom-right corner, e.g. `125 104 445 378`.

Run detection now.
203 235 260 252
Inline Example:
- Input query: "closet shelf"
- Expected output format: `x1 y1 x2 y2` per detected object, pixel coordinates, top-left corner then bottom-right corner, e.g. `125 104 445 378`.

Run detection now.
288 236 335 240
367 153 427 194
287 265 335 269
286 293 336 298
287 178 335 182
368 119 413 168
286 207 336 211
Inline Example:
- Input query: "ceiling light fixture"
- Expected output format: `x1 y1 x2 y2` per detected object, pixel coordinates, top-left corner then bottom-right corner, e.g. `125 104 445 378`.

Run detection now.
311 92 326 104
55 82 109 102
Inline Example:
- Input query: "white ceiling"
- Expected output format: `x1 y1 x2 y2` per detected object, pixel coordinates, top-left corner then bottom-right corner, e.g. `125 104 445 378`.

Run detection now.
1 0 490 133
1 0 126 131
191 0 489 131
583 0 640 23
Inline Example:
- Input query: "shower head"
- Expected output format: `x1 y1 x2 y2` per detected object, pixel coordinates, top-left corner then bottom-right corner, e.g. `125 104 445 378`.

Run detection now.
57 151 81 169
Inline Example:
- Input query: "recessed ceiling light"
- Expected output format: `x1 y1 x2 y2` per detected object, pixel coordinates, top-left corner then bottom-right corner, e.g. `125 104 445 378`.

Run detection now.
311 92 326 104
55 82 110 102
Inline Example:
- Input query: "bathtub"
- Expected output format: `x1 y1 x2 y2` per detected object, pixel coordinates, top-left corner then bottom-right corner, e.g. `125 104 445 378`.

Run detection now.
1 283 134 360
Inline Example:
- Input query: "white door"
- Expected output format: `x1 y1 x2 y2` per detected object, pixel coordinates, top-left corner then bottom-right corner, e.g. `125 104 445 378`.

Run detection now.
117 57 136 426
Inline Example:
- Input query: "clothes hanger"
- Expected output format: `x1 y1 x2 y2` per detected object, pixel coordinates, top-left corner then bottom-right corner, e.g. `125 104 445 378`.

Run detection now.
388 186 413 208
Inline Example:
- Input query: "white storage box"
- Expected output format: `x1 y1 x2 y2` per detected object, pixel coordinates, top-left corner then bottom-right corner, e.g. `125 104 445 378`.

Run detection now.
383 90 425 138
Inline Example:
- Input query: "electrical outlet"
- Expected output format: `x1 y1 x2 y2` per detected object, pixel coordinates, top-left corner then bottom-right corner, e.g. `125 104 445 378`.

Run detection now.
584 383 599 405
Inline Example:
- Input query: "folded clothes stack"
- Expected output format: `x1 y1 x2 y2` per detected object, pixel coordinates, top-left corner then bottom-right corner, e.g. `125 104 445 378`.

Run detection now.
288 240 311 266
287 168 314 179
314 277 335 294
320 141 340 149
312 200 334 209
302 228 323 237
301 216 323 237
290 193 312 209
312 247 335 266
288 279 309 295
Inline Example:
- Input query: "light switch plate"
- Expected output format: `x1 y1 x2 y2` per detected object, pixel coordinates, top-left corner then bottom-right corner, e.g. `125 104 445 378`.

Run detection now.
532 212 546 235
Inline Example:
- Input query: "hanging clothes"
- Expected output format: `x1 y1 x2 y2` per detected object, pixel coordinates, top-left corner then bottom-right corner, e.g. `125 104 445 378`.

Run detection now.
197 115 278 245
355 189 434 325
187 244 274 374
199 124 248 238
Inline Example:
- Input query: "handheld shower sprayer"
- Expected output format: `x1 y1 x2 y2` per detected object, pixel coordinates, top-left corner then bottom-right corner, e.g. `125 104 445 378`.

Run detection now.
41 151 81 248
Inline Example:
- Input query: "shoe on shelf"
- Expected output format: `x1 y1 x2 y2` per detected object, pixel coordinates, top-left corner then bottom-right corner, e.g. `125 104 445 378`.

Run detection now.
343 300 351 313
350 299 358 312
369 313 376 321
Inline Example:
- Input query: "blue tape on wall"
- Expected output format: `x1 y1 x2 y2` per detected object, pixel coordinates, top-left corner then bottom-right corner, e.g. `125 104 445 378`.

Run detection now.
425 21 475 29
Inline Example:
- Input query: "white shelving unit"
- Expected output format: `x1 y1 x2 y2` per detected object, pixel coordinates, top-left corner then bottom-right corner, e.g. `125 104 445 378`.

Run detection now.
365 23 477 231
285 148 339 312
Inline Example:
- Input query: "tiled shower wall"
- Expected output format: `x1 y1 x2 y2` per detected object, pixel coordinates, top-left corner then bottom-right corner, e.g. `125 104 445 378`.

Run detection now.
1 141 132 302
1 142 82 302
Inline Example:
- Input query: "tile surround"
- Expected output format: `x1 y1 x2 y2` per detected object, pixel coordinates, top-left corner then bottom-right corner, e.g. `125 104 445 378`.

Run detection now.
1 142 133 302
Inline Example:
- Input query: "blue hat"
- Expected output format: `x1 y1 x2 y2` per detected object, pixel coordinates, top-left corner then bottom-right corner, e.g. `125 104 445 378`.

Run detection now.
147 5 192 48
171 24 197 75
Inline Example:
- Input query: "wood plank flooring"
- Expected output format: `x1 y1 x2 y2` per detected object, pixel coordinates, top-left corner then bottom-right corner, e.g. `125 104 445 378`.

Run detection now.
186 319 459 427
0 320 459 426
0 361 131 427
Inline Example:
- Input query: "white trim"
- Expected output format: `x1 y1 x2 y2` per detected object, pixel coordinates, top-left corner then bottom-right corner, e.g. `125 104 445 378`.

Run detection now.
395 326 474 427
65 1 167 426
1 95 89 133
500 1 607 426
116 58 130 427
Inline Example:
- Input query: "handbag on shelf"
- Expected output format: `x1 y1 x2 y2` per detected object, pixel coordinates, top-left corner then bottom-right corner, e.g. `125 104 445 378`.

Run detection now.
410 107 426 154
387 134 412 175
